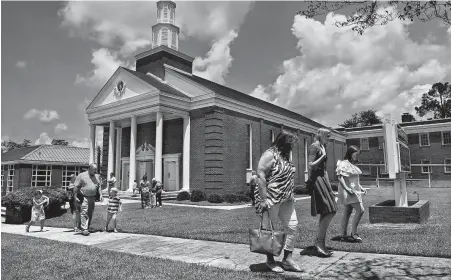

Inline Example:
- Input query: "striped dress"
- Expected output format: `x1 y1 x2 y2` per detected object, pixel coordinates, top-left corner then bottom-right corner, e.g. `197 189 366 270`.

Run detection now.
254 147 296 215
308 142 337 216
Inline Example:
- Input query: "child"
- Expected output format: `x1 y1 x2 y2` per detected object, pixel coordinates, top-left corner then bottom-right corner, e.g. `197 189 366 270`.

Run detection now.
26 190 49 232
140 176 150 209
67 175 81 232
150 178 157 208
155 180 163 207
104 187 122 233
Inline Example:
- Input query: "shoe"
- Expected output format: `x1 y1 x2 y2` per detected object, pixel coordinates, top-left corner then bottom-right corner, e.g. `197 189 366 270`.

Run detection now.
113 229 118 233
281 261 303 272
314 245 332 258
350 233 362 243
265 261 284 273
82 230 90 236
75 228 82 233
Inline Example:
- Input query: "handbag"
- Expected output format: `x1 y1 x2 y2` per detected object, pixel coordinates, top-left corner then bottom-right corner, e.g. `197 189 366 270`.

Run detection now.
249 211 286 256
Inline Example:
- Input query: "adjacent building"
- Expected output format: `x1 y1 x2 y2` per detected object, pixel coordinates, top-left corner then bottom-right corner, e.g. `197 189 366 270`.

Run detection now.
1 145 90 195
86 0 347 195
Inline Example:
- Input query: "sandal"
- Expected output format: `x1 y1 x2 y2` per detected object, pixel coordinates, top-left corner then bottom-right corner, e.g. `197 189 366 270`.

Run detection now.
349 233 362 243
281 261 303 272
266 261 284 273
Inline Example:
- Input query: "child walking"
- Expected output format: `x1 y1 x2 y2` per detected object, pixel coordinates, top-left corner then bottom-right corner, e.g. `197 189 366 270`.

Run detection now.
104 188 122 233
26 190 49 232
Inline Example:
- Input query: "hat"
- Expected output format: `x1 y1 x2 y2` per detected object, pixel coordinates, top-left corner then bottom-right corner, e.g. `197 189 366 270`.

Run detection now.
37 190 43 194
110 187 119 193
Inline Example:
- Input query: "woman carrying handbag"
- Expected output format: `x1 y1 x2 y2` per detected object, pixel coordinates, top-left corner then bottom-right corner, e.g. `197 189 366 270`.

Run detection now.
252 130 303 273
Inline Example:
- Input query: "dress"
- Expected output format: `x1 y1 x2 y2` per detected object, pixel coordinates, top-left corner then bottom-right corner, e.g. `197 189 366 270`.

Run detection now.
307 143 337 216
336 160 363 205
31 196 48 221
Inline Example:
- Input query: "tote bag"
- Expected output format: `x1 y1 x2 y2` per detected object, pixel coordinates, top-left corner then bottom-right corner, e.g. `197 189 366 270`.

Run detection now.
249 211 286 256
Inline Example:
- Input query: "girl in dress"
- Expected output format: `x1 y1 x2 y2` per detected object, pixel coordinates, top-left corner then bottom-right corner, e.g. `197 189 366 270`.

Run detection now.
336 145 367 242
26 190 49 232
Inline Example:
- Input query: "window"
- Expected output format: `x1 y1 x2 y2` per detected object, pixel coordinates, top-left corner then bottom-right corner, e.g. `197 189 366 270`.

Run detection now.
163 6 168 21
419 133 430 147
62 166 81 190
171 31 177 49
380 161 387 174
246 124 252 169
161 28 169 46
378 136 384 150
31 165 52 187
360 138 369 150
442 131 451 145
421 159 431 174
1 165 4 189
445 159 451 174
6 165 15 193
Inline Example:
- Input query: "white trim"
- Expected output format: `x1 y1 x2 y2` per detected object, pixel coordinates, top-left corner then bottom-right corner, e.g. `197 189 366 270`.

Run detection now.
6 164 15 193
402 122 451 134
444 159 451 174
182 116 190 191
345 129 384 139
442 131 451 145
1 165 4 190
419 132 430 147
360 138 369 151
62 166 81 189
163 64 193 77
1 160 89 166
421 159 431 174
31 164 51 188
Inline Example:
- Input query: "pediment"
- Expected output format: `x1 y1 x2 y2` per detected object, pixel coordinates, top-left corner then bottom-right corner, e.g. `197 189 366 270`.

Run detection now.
136 142 155 159
87 67 160 109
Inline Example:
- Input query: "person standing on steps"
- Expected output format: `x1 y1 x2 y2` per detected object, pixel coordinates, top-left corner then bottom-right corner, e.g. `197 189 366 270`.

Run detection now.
254 130 303 273
74 163 104 236
303 128 337 258
336 145 367 243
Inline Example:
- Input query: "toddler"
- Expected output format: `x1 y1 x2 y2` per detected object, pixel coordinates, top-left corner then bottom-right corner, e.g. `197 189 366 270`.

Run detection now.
26 190 49 232
104 187 122 232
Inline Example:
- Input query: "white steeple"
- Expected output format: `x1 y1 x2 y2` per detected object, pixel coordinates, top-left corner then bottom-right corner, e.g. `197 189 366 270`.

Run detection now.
152 1 180 51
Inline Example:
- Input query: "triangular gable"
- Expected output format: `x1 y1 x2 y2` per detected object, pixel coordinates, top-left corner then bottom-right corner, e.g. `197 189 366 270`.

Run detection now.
136 142 155 160
87 67 160 110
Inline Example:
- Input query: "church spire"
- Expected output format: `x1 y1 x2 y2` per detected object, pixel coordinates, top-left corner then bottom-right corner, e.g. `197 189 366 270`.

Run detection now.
152 1 180 51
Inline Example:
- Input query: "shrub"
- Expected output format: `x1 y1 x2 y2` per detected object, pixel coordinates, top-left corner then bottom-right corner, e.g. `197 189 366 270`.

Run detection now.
222 193 239 204
176 191 190 201
1 187 69 224
207 193 223 203
293 185 309 195
238 194 251 203
190 190 206 202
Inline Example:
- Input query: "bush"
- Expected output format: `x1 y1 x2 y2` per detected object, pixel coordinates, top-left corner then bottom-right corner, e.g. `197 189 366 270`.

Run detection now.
222 193 239 204
238 194 251 203
176 191 190 201
207 193 223 203
293 185 309 195
1 187 69 224
190 190 206 202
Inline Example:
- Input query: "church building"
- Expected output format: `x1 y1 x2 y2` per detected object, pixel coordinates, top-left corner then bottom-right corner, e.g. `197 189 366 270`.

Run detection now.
85 0 347 195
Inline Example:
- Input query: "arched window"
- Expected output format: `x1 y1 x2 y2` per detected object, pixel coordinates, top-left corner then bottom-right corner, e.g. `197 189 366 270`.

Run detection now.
161 28 169 46
171 31 177 49
163 6 168 21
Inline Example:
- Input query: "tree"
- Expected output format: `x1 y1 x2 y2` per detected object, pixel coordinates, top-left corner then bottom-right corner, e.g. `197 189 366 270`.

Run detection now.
1 139 31 153
415 82 451 119
51 139 69 146
340 109 383 128
297 1 451 35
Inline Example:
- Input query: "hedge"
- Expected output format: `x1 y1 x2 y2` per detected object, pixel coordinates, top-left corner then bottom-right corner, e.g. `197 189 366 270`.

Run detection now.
176 191 190 201
207 193 223 203
190 190 206 202
222 194 239 204
1 187 69 224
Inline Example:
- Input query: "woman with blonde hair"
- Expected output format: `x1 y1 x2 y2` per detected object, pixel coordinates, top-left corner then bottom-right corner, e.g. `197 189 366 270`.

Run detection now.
303 128 337 257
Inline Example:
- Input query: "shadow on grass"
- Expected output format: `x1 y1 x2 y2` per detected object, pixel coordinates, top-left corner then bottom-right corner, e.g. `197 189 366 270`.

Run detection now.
319 256 451 279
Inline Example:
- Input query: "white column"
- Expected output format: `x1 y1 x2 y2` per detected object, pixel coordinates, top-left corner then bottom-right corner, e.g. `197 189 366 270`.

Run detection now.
128 116 137 192
304 137 309 182
107 121 115 181
182 116 190 190
115 127 122 189
155 111 163 181
89 124 96 164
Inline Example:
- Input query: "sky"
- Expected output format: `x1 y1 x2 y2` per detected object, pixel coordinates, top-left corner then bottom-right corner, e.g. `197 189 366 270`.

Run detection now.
2 1 451 148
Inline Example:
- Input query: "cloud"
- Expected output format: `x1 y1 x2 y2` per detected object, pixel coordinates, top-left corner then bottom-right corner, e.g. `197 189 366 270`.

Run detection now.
96 127 104 147
71 138 90 148
24 109 60 123
35 132 52 145
54 123 68 134
58 1 253 87
193 30 238 84
15 61 27 69
250 6 451 126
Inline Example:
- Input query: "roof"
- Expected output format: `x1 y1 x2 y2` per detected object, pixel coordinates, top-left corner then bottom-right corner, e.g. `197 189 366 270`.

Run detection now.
335 118 451 132
121 67 189 99
176 72 328 130
1 145 90 165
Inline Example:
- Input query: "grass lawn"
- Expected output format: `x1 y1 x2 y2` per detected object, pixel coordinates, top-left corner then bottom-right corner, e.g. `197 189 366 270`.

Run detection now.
44 186 451 258
168 200 250 206
1 233 294 280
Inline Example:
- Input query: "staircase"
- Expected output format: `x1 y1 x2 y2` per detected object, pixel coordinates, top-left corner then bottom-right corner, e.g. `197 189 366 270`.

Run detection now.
101 190 180 201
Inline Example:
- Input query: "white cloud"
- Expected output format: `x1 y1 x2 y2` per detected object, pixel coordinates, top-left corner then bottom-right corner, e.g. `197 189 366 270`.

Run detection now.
24 109 60 123
58 1 253 87
250 6 451 126
193 30 238 84
35 132 52 145
15 61 27 69
71 138 90 148
96 127 104 147
54 123 68 134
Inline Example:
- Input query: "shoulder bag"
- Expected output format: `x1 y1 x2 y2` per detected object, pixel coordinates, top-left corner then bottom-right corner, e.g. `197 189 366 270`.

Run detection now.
249 211 286 256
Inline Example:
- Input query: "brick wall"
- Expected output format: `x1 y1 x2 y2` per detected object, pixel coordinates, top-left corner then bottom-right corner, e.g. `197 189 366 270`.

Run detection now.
190 108 207 191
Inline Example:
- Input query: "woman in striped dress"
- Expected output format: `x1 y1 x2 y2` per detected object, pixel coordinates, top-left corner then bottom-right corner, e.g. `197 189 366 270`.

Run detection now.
304 128 337 257
254 130 302 273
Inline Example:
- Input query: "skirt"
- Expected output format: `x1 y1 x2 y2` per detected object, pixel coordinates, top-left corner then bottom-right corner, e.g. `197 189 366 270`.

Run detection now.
309 170 337 216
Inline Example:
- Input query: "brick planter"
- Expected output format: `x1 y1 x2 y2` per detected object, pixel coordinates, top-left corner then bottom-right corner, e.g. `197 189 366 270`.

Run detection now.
369 200 430 224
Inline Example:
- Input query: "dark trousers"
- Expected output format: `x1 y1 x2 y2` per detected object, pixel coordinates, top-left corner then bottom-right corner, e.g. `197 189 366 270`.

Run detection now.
156 192 162 206
250 185 256 205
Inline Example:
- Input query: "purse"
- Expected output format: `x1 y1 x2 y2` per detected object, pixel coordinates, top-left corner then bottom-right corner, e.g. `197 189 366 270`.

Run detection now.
249 211 286 256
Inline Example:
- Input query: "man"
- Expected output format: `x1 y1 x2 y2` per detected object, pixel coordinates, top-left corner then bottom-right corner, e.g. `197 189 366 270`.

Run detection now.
74 163 103 236
249 170 258 206
67 174 81 232
107 172 116 195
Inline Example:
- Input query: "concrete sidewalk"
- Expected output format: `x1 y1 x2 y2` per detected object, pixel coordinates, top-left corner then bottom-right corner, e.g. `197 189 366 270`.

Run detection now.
2 224 450 279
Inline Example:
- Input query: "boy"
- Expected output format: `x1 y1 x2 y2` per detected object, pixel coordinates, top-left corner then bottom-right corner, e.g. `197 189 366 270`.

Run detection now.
104 187 122 233
155 180 163 207
26 190 49 232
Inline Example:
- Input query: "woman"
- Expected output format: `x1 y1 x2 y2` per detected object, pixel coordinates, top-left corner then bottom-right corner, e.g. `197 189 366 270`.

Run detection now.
336 145 367 242
304 128 336 257
140 176 150 209
254 130 302 273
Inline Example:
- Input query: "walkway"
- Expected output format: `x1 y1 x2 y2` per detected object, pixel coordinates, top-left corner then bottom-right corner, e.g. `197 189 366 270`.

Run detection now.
2 224 450 279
